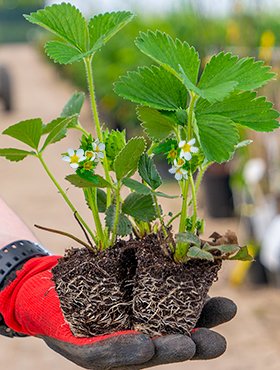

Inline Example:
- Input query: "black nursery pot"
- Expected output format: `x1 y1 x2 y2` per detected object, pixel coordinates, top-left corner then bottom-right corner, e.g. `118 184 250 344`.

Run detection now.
132 235 221 336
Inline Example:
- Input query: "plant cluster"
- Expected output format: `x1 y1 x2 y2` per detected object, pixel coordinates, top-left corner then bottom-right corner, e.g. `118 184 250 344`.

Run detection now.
0 3 279 263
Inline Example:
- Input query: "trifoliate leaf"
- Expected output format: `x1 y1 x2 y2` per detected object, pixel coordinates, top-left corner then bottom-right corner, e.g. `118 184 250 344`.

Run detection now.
3 118 43 150
114 137 146 180
104 129 126 170
138 153 162 190
25 3 89 51
175 232 201 246
41 116 77 151
187 246 214 261
137 106 175 141
229 245 254 261
88 11 134 51
61 92 85 118
135 31 200 85
122 178 151 195
122 193 157 222
114 65 188 111
105 205 132 236
66 174 110 189
0 148 35 162
196 114 240 163
196 91 279 132
198 52 275 103
97 189 107 213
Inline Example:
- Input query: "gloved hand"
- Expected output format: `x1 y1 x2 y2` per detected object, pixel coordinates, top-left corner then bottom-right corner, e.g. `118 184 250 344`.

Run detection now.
0 255 237 369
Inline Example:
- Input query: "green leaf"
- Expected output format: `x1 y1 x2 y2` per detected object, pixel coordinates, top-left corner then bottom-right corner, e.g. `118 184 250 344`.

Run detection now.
198 52 275 103
137 106 175 141
41 116 77 151
122 178 151 195
45 41 84 65
97 189 107 213
196 114 240 163
104 129 126 170
203 243 240 256
152 139 177 155
122 193 157 222
196 92 279 132
25 3 89 51
114 65 188 111
138 153 162 190
154 191 178 199
88 11 134 51
229 246 254 261
3 118 43 150
61 92 85 118
105 205 132 236
114 137 146 180
66 174 110 188
135 31 200 85
0 148 35 162
187 246 214 261
175 232 201 246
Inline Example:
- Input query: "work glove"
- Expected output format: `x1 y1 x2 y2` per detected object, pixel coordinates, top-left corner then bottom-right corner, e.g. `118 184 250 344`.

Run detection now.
0 254 237 369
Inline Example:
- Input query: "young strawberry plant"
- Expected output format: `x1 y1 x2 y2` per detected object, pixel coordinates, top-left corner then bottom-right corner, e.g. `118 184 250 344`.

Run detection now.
0 3 278 337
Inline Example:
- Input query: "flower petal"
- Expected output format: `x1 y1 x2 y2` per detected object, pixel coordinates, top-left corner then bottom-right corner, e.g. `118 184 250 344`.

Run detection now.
190 146 199 153
169 167 176 174
99 143 105 151
76 149 85 157
184 152 192 161
98 152 104 159
78 156 86 162
188 138 196 145
62 156 71 162
175 172 183 181
67 148 74 156
70 163 79 169
179 140 186 148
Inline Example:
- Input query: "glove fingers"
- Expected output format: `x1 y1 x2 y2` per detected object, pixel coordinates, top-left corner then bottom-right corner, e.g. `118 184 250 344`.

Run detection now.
191 328 227 360
42 333 154 369
196 297 237 328
116 334 196 370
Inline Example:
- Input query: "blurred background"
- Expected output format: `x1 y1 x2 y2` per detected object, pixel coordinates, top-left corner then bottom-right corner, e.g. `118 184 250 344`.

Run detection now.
0 0 280 369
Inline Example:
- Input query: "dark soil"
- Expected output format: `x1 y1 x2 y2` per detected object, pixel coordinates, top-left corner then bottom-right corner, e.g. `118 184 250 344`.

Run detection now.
132 234 221 336
52 242 136 337
52 234 221 338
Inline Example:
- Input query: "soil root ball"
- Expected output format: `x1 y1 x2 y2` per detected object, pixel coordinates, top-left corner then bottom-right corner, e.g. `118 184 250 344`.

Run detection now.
132 234 221 336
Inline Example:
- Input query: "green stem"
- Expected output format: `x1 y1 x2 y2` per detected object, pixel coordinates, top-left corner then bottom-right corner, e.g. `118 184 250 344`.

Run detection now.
75 124 90 137
153 194 168 239
85 188 105 249
111 182 121 245
189 171 197 232
37 153 96 244
178 179 189 233
84 57 112 207
166 211 181 227
187 92 197 140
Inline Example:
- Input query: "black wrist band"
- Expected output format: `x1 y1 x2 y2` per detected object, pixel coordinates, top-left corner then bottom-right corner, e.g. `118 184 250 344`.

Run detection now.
0 240 51 288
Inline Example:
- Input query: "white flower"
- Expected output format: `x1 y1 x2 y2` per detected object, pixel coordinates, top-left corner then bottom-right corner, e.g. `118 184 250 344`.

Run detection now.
179 138 199 161
62 148 86 169
92 139 105 159
169 162 188 181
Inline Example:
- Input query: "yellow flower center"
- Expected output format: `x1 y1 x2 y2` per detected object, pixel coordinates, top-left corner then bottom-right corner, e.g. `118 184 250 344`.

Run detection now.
83 162 94 171
86 151 94 159
182 143 191 152
177 158 185 167
176 168 182 174
70 154 79 164
168 149 177 159
95 145 100 152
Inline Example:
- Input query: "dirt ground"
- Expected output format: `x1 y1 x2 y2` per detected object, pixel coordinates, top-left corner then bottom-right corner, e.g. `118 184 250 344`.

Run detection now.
0 44 279 370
